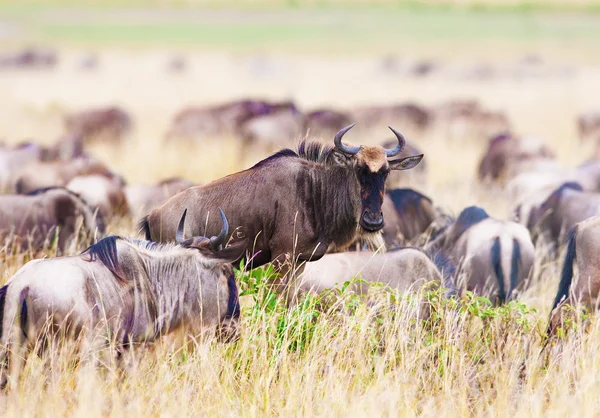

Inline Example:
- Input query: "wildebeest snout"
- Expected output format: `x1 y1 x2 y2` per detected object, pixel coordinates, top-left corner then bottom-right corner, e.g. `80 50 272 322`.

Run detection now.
360 209 384 232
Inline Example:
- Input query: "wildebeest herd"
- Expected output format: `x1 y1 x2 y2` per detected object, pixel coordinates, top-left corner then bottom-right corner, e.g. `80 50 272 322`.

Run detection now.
1 95 600 385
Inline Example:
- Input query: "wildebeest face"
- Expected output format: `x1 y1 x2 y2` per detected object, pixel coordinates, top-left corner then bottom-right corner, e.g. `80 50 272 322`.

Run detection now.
332 125 424 233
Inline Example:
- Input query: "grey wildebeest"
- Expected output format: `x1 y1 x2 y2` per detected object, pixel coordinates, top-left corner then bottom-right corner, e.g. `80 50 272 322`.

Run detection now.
0 143 42 191
67 175 129 220
142 124 423 283
0 187 102 253
294 248 457 300
125 177 194 219
427 206 534 304
64 106 132 144
548 216 600 334
381 188 436 247
0 209 245 384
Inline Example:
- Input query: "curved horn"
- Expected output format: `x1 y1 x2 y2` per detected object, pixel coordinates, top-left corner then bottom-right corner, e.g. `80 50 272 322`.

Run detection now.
176 209 188 244
333 123 360 155
386 126 406 158
209 208 229 250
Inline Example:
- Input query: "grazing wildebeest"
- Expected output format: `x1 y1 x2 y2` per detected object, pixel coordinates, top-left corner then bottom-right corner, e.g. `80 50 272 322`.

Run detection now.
295 247 457 300
381 188 436 247
427 206 534 304
67 175 129 220
64 106 132 143
0 209 245 382
125 178 194 219
0 143 42 191
14 156 118 194
477 133 557 183
239 103 305 150
142 125 423 281
526 182 600 246
0 187 102 252
548 216 600 334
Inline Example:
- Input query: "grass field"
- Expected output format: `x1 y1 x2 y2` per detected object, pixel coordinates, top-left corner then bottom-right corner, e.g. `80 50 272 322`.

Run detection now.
1 3 600 416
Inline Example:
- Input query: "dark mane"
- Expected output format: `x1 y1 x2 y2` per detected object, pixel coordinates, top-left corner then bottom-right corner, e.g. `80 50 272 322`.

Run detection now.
250 140 336 169
82 236 126 282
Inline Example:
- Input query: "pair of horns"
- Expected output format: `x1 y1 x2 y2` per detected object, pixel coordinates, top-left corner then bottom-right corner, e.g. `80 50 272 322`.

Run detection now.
333 124 405 158
176 208 229 251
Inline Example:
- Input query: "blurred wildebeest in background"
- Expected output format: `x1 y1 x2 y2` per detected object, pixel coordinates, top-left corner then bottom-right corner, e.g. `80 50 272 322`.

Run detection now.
165 99 294 140
0 210 245 377
125 177 194 219
578 109 600 144
427 206 534 304
41 132 85 161
14 156 119 194
0 187 102 253
526 182 600 247
305 109 353 139
239 102 305 151
142 125 423 279
478 133 557 183
0 47 57 70
381 188 436 247
295 247 456 302
166 54 186 73
67 175 129 221
548 216 600 334
352 103 431 133
0 143 43 191
64 106 132 144
78 53 99 71
433 99 511 142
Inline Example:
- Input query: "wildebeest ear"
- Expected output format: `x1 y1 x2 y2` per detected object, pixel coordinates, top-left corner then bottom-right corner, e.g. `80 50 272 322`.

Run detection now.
389 154 424 171
209 239 249 263
330 149 353 166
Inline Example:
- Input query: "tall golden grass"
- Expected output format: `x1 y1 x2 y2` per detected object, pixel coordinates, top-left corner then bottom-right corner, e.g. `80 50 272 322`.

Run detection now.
0 44 599 415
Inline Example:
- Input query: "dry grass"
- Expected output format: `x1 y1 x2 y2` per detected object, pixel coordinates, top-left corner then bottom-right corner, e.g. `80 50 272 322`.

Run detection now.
1 20 600 415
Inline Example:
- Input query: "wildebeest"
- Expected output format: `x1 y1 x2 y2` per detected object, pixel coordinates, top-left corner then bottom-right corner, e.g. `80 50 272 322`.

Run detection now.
165 99 295 140
142 125 423 278
0 47 57 69
125 178 194 219
0 187 102 252
548 216 600 334
64 106 132 144
0 143 42 191
427 206 534 304
477 133 557 183
66 175 129 220
433 100 510 142
352 103 431 132
0 209 245 381
526 182 600 246
293 247 457 301
381 188 436 247
239 103 305 151
578 110 600 143
14 156 118 194
305 109 353 138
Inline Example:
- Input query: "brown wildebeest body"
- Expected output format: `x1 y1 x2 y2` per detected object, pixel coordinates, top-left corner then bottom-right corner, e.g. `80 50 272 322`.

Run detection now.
0 211 245 380
381 188 436 247
295 248 454 297
549 216 600 333
0 143 42 191
64 106 131 143
14 156 117 194
142 125 423 275
305 109 353 138
125 178 194 219
0 187 102 252
352 104 431 132
527 182 600 245
427 206 534 304
67 175 129 220
0 47 57 69
477 133 557 183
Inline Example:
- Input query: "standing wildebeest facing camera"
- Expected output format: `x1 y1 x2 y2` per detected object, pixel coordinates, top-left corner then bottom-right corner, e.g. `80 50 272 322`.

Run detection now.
427 206 534 304
0 209 245 382
142 124 423 276
0 187 103 253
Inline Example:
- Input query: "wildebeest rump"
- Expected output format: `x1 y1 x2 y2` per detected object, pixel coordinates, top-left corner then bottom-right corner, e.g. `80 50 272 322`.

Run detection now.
142 125 423 272
0 187 103 252
0 209 245 377
427 206 534 304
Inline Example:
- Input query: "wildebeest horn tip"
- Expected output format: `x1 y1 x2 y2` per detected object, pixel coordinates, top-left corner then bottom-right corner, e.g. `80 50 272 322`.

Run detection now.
334 123 360 155
210 208 229 250
176 209 188 244
386 126 406 157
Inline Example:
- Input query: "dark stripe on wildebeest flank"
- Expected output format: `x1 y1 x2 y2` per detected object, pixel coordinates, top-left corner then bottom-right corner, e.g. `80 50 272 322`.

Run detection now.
491 236 506 303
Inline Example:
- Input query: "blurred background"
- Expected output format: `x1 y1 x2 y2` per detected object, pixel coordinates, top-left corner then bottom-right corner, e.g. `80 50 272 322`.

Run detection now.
1 0 600 217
